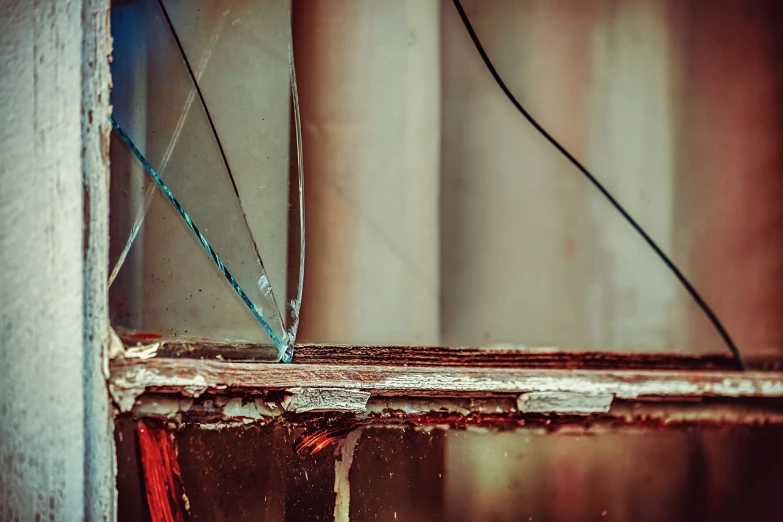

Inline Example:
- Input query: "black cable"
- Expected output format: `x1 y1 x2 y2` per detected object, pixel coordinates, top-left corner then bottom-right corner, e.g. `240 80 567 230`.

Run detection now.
156 0 278 278
155 0 288 338
156 0 242 201
451 0 745 370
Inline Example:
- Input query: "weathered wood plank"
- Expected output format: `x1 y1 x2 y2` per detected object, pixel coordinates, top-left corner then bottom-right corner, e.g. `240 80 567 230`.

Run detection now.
109 357 783 413
123 338 783 370
293 345 757 369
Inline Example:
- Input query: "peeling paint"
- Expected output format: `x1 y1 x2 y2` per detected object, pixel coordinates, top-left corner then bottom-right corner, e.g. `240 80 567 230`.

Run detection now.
110 381 147 413
110 366 207 412
283 388 371 413
132 397 192 418
111 358 783 399
517 392 614 414
333 428 363 522
107 326 125 362
119 391 783 435
181 375 208 399
222 398 281 419
124 342 161 360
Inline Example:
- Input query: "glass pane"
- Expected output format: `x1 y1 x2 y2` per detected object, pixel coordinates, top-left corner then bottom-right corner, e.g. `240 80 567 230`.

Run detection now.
292 0 783 360
446 0 783 361
438 0 723 354
116 421 783 521
108 0 783 360
109 0 303 360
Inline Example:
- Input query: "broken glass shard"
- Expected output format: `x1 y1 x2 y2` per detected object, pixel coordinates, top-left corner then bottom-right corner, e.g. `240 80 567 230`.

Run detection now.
109 0 303 361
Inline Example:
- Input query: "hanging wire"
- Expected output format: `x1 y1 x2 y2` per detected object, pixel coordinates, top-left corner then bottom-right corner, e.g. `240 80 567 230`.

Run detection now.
451 0 745 370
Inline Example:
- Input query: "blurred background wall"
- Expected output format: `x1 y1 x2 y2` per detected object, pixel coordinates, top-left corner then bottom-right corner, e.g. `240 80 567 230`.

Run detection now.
295 0 783 357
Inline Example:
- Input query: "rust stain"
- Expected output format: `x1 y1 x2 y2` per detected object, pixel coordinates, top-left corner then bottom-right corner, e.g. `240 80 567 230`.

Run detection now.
138 421 189 522
126 332 164 342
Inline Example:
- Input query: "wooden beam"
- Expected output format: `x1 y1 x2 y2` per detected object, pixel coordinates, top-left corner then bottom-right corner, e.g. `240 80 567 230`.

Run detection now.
126 393 783 431
110 357 783 412
126 339 783 370
293 345 755 369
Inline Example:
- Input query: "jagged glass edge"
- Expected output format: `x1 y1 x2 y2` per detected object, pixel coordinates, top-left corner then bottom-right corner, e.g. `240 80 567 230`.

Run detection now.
285 12 305 353
109 115 291 362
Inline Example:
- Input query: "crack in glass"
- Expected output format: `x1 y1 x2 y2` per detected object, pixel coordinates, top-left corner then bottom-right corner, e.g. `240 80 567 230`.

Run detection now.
109 0 303 361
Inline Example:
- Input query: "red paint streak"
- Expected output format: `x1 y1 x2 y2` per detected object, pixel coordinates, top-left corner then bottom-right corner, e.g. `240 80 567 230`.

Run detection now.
125 332 164 342
294 421 358 455
137 421 188 522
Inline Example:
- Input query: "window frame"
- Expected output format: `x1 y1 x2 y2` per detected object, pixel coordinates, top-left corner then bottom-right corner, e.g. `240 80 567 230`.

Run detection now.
100 3 783 520
103 0 783 432
109 340 783 429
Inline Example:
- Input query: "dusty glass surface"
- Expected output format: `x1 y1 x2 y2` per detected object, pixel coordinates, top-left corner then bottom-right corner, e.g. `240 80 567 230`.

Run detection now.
116 421 783 522
109 0 303 360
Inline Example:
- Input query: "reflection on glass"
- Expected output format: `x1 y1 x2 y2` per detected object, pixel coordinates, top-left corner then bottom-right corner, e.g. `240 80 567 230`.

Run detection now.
109 0 303 360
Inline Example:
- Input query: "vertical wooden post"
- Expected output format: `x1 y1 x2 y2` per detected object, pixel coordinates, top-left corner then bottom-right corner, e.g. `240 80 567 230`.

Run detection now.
0 0 115 519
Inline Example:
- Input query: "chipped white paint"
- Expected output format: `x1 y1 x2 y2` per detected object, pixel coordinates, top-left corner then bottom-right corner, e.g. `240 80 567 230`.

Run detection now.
368 398 473 416
126 393 783 429
221 398 281 419
180 375 208 398
123 341 160 360
334 428 363 522
80 1 115 516
111 359 783 400
132 395 284 422
193 421 257 430
109 366 209 412
107 326 126 361
282 387 371 413
131 397 192 418
109 380 148 413
517 392 614 414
